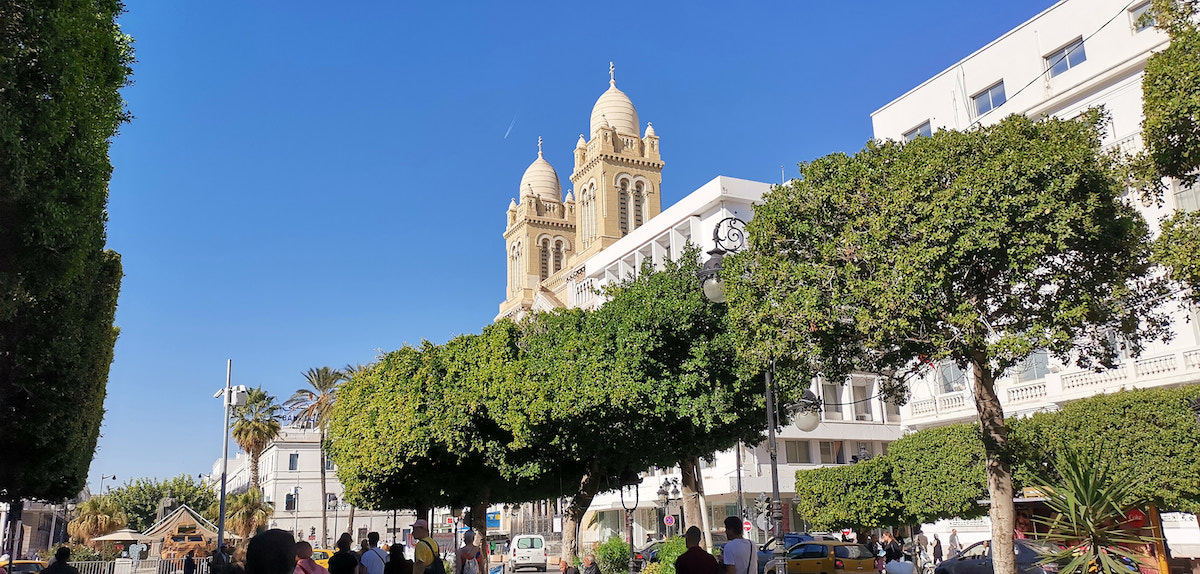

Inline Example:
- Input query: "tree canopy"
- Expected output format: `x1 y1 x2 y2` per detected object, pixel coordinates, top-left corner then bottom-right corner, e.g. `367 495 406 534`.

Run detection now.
726 113 1168 574
108 475 218 531
793 456 902 530
0 0 132 503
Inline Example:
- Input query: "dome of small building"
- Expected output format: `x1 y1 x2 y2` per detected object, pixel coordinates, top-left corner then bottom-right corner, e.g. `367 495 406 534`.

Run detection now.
508 197 518 211
564 190 575 203
519 139 562 202
590 66 639 137
576 134 587 149
644 122 656 137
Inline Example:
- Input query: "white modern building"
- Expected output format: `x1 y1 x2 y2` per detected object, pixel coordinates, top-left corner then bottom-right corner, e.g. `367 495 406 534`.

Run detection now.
871 0 1200 555
211 425 413 549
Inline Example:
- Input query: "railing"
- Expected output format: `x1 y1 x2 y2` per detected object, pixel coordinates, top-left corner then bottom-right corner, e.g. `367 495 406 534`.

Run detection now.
1105 132 1143 156
1185 350 1200 370
1061 364 1128 390
910 398 937 416
1007 381 1047 404
1135 354 1178 377
937 391 969 412
70 559 209 574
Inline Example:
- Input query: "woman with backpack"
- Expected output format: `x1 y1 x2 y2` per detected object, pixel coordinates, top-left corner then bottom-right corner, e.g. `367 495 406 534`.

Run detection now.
455 531 486 574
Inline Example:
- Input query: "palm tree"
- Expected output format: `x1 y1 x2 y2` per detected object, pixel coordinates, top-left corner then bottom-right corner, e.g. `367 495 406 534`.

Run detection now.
222 489 274 538
339 363 371 536
285 366 343 551
67 496 127 550
232 387 283 489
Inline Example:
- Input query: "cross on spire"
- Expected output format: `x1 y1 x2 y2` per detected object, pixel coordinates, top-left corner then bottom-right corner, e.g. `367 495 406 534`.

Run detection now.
609 61 615 84
537 136 543 155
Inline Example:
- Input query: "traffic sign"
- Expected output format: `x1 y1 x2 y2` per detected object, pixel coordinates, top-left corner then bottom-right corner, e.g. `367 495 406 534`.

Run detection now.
447 518 455 524
664 516 675 527
743 520 752 533
460 526 471 533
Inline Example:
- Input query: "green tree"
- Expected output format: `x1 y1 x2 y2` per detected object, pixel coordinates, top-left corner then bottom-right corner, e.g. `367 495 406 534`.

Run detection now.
725 114 1169 574
286 366 343 549
1141 0 1200 300
232 387 283 489
886 424 989 523
0 0 132 504
793 457 903 531
108 474 218 531
67 496 127 550
220 488 274 539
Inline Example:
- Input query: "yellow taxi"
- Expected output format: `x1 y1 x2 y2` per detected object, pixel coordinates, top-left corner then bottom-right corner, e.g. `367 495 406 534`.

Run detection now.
311 549 335 569
766 542 876 574
5 560 49 574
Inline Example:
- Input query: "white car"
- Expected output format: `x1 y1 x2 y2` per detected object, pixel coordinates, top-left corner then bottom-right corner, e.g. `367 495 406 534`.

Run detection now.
508 535 548 572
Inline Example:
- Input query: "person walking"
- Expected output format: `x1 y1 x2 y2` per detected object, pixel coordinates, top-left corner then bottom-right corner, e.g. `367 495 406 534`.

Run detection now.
245 530 297 574
412 519 444 574
362 532 389 574
881 532 912 574
675 527 719 574
297 542 332 574
456 532 486 574
330 535 362 574
947 530 960 558
721 516 757 574
184 550 198 574
41 548 80 574
931 536 942 566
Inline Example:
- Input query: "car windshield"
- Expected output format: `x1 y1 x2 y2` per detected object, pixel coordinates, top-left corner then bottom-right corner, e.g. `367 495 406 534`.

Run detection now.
12 566 44 574
834 546 873 559
517 538 543 549
1018 541 1061 555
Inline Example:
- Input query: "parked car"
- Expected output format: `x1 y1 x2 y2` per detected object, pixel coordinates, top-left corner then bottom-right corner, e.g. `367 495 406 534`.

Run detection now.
765 542 875 574
508 534 548 573
635 540 666 570
4 561 47 574
934 540 1068 574
758 534 816 574
311 548 335 569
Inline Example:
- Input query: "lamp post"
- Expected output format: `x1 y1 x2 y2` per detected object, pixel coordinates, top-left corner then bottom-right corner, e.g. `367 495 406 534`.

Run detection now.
656 479 681 538
698 217 824 574
99 474 117 495
213 360 249 560
618 468 642 574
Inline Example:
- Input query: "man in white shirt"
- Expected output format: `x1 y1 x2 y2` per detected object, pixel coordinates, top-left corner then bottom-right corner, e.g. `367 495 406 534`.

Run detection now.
360 532 389 574
722 516 757 574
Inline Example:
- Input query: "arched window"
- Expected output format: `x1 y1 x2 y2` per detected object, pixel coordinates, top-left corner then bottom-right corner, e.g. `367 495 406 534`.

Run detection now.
540 238 551 281
553 240 564 272
618 179 629 236
509 243 522 295
634 182 645 229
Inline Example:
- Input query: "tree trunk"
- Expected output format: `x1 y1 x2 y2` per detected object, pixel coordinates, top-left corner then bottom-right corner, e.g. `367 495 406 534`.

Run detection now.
971 356 1015 574
472 499 490 568
679 457 711 548
562 461 602 562
320 428 329 549
251 450 261 491
347 505 356 537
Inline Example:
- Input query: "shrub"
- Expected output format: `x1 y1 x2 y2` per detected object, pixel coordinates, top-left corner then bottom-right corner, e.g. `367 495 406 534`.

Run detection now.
595 537 630 574
654 537 686 574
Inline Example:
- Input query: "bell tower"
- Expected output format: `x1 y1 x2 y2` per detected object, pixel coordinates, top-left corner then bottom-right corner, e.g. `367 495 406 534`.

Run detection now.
568 63 664 265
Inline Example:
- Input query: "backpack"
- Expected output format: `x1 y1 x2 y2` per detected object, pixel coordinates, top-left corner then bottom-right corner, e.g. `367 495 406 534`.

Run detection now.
421 540 446 574
461 550 481 574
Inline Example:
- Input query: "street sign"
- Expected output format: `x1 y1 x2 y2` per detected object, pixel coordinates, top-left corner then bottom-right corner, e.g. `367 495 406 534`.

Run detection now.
743 520 752 533
664 516 675 527
447 518 455 524
309 535 315 541
460 526 471 533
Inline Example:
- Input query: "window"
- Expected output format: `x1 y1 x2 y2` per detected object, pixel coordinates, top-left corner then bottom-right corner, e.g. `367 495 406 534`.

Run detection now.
818 441 845 464
972 82 1006 116
855 442 873 460
903 121 932 142
288 453 299 471
885 399 901 420
1131 2 1156 32
937 362 965 394
634 182 645 229
1046 39 1086 78
1175 179 1200 212
1013 350 1050 383
285 493 297 511
785 440 812 464
821 383 843 421
516 537 543 549
618 180 630 236
851 379 873 421
325 458 334 471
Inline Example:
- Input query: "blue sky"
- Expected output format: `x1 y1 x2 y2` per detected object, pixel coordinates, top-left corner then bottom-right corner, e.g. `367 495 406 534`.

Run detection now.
93 0 1054 490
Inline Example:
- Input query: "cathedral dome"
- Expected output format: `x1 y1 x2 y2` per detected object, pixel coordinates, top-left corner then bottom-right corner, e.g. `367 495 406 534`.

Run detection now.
519 140 561 202
590 70 639 137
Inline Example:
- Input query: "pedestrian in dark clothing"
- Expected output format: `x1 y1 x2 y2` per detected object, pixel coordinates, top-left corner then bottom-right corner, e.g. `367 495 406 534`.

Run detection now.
42 548 80 574
881 532 904 564
581 555 600 574
675 527 719 574
330 535 361 574
932 536 942 565
558 560 579 574
246 529 297 574
184 551 197 574
385 544 412 574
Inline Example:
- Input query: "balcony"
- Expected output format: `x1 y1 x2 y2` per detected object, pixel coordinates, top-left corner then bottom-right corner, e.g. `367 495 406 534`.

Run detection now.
903 348 1200 427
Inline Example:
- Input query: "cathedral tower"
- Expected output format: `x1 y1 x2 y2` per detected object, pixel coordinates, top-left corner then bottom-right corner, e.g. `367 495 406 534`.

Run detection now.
569 63 664 263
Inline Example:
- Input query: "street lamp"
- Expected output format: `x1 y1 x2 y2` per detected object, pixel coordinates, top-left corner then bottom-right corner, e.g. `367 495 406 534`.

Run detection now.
619 468 642 574
99 474 117 495
657 479 681 537
213 360 249 560
698 216 823 574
